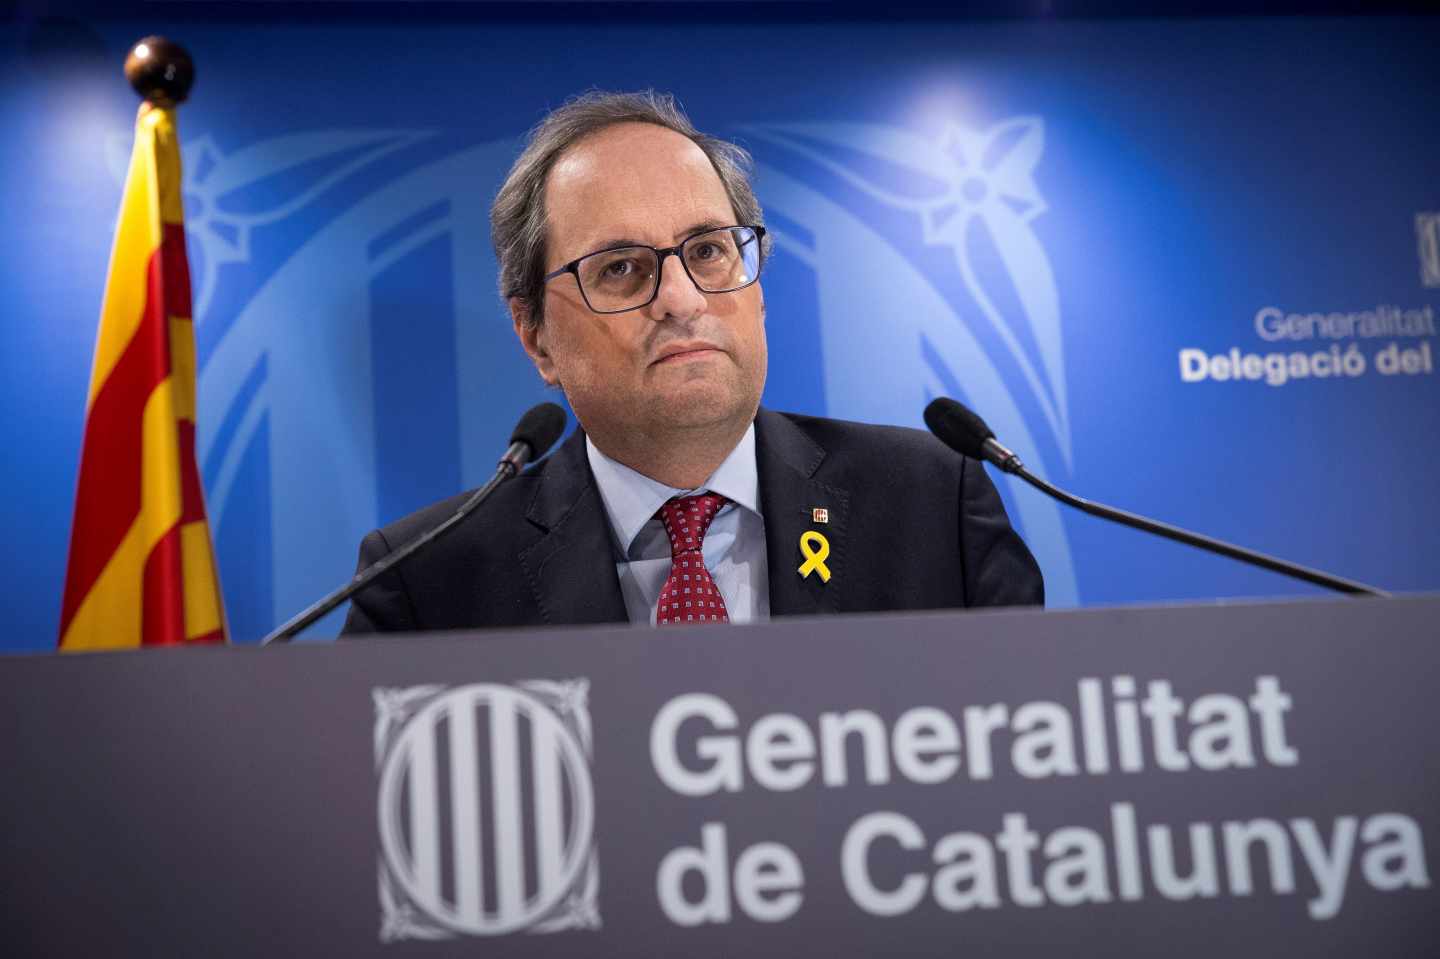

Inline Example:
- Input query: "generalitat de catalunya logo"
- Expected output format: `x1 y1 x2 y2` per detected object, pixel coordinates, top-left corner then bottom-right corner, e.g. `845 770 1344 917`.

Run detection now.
373 680 599 941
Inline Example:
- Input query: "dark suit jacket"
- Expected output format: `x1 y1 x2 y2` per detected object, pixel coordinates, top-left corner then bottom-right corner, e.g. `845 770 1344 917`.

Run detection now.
341 408 1042 633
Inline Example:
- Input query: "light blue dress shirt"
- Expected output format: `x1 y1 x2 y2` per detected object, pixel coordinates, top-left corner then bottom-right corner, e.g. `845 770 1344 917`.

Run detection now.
585 425 770 625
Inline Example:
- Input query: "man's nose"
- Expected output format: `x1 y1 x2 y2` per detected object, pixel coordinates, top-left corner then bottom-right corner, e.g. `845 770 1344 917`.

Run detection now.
647 250 707 323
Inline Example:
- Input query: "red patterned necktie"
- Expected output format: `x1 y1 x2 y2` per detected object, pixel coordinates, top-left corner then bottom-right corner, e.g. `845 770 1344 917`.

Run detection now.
655 493 731 625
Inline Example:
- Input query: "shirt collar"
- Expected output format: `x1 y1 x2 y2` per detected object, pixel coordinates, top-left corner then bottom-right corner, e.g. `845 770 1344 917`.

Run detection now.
585 423 761 556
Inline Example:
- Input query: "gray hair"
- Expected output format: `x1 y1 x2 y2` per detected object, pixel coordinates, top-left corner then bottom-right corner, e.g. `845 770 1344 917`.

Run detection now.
490 90 770 327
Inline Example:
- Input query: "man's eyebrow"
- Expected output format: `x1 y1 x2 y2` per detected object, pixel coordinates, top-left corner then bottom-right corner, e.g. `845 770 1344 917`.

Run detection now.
581 236 648 256
581 220 734 255
677 219 730 242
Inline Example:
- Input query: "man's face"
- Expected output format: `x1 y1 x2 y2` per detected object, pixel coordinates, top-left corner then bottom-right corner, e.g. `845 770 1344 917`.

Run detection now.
513 123 767 446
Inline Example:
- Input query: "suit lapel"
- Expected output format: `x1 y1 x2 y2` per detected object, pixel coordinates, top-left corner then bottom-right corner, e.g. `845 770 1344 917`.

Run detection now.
756 410 849 617
517 430 629 626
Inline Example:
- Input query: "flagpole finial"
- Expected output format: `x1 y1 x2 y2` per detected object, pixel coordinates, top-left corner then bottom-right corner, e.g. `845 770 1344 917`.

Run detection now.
124 36 194 107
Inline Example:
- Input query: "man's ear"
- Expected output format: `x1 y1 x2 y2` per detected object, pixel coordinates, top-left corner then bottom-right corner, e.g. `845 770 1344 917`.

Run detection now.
510 297 559 386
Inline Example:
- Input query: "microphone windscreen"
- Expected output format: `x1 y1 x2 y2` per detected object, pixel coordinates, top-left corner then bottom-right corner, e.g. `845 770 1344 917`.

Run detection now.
923 397 994 460
511 402 567 459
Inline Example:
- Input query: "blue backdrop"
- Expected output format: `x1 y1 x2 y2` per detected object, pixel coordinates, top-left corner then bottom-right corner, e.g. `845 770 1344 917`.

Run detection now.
3 10 1437 649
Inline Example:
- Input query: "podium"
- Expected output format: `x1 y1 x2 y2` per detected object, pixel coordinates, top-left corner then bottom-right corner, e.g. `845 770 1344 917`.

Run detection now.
3 597 1436 956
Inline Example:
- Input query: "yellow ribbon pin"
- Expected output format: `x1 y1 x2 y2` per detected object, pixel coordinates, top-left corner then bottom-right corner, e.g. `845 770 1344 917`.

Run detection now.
798 530 831 583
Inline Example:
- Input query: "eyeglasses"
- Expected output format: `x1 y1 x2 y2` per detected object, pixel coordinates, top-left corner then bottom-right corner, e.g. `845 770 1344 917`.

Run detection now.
542 225 767 315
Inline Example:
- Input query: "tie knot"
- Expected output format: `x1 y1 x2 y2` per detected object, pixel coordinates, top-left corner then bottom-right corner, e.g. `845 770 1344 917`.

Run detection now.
657 493 728 556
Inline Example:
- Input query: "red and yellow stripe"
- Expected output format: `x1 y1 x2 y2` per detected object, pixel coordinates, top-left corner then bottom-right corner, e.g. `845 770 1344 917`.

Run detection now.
59 104 225 650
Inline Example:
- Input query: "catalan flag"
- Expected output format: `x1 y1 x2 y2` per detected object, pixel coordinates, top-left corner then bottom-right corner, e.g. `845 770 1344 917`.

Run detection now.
59 103 225 650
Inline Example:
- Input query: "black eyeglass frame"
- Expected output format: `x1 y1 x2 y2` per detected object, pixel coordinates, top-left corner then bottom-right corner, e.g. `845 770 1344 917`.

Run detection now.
541 224 768 315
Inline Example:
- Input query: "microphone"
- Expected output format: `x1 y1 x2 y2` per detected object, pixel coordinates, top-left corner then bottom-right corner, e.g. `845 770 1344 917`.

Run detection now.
261 402 567 645
923 397 1389 598
501 402 569 475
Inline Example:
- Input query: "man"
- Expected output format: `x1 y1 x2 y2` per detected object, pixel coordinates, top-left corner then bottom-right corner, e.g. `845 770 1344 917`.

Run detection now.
343 91 1041 633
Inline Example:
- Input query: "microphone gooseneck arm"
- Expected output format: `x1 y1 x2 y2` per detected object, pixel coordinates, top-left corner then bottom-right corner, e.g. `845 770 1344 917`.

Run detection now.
259 447 524 646
260 401 567 646
923 397 1389 599
994 453 1389 598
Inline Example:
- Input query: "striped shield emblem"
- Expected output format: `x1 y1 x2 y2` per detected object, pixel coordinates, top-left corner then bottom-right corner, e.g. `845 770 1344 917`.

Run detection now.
374 681 598 940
